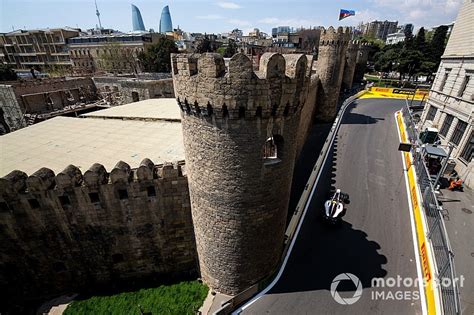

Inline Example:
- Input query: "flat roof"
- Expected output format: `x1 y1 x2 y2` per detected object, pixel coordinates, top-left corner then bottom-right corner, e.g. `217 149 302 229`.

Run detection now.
81 98 181 121
0 99 184 177
424 145 448 158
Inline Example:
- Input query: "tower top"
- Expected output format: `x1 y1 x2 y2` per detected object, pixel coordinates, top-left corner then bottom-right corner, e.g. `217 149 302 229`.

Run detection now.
171 52 312 120
95 0 103 30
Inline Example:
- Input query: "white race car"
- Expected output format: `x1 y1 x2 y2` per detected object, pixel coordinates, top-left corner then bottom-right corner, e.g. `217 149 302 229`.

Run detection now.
323 189 349 225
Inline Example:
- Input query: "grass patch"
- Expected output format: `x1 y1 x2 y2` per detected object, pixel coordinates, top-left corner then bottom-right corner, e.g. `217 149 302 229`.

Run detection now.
64 281 208 315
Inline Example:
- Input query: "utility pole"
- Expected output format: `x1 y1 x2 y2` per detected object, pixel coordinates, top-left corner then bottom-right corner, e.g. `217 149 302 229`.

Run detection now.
95 0 103 30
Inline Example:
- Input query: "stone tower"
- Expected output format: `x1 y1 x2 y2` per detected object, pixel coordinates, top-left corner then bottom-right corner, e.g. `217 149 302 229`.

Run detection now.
314 27 351 122
353 42 371 83
171 52 310 294
341 41 359 90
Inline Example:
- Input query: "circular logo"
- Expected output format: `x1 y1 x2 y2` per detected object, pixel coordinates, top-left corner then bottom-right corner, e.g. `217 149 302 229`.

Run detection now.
330 273 363 305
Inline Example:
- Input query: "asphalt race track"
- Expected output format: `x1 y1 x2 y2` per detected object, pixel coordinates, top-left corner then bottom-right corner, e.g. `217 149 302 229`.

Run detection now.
240 98 423 315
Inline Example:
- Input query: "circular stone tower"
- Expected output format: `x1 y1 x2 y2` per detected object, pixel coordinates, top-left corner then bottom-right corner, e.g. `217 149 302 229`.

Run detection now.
354 42 371 83
171 52 310 294
342 40 360 90
314 26 351 122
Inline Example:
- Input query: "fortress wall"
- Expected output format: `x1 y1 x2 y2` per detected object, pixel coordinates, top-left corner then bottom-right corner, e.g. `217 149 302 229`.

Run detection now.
172 52 311 294
354 42 371 83
12 77 97 113
313 27 351 122
0 160 197 301
342 41 360 90
94 77 175 105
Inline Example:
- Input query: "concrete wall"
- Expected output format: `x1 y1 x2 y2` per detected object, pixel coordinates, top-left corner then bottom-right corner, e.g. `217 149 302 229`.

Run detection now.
0 160 197 302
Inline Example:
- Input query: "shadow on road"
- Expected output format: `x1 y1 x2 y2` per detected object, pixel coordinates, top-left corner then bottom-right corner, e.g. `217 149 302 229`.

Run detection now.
272 141 387 295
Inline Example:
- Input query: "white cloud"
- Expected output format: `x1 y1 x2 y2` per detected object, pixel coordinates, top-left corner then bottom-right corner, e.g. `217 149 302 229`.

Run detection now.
216 2 242 9
196 14 224 20
258 17 319 28
228 19 251 26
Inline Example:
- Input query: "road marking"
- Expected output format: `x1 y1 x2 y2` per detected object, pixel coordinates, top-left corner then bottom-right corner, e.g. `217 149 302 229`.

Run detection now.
395 111 441 315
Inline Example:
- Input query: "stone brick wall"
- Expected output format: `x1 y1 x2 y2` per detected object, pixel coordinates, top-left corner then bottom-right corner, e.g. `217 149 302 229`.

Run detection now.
10 77 97 114
172 52 311 294
314 27 351 122
353 42 371 83
93 76 175 105
342 41 360 90
0 159 197 302
0 85 26 132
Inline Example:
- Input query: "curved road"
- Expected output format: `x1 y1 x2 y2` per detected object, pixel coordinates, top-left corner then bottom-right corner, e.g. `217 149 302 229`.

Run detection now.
240 98 423 314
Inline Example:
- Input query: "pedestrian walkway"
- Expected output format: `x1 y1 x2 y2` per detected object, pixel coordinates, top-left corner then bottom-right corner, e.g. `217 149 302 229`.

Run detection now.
438 186 474 314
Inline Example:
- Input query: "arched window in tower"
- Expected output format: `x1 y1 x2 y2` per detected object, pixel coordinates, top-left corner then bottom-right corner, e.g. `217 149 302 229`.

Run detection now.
263 135 283 164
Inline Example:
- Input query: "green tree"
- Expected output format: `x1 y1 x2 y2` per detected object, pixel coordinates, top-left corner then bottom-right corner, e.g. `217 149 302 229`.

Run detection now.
137 36 178 73
221 40 238 58
195 36 220 53
99 42 141 74
0 64 17 81
414 27 426 51
430 25 449 64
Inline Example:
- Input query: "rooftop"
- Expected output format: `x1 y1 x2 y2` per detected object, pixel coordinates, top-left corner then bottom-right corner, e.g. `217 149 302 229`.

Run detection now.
0 98 183 177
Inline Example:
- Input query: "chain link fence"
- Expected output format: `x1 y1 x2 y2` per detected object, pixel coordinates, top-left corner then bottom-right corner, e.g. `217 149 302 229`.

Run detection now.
401 105 461 315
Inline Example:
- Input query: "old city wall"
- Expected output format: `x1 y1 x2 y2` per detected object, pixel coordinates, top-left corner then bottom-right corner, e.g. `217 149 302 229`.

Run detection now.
93 76 175 105
0 85 26 132
172 52 312 294
0 160 197 301
10 77 98 114
314 27 351 122
342 41 360 90
354 42 371 83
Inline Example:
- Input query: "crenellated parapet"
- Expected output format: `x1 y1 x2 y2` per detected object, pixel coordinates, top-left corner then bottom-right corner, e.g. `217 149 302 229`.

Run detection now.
314 26 352 122
342 40 360 90
171 52 311 122
1 159 186 198
0 158 196 301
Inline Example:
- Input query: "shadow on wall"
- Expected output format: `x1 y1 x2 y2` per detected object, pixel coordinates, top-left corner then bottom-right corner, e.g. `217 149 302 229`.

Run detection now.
271 138 387 295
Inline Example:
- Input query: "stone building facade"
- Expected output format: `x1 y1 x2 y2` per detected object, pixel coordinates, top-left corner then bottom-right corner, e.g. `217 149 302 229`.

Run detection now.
0 160 196 303
93 74 174 105
0 28 80 72
0 77 98 131
418 0 473 188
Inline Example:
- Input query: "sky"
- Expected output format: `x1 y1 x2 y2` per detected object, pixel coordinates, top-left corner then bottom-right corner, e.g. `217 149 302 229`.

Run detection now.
0 0 464 35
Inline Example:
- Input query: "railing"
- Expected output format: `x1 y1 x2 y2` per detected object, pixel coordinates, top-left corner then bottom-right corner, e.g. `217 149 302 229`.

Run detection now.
401 105 461 315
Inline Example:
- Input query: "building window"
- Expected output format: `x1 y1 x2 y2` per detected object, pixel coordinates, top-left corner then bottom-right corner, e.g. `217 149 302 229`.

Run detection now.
439 70 450 91
118 189 128 200
88 192 100 203
132 91 139 102
426 105 437 121
263 135 284 164
450 120 467 146
457 75 470 98
460 131 473 162
439 114 454 137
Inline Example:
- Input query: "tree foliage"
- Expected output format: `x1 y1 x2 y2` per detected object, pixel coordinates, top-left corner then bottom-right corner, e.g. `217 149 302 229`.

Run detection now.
194 36 220 53
373 26 449 82
0 65 17 81
137 36 178 73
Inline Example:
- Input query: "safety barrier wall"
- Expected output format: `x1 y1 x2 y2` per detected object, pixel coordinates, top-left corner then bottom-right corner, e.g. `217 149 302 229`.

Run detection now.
401 105 461 315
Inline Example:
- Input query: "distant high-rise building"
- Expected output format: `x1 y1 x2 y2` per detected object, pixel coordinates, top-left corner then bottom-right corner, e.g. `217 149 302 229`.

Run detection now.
159 5 173 34
361 20 398 40
131 4 146 31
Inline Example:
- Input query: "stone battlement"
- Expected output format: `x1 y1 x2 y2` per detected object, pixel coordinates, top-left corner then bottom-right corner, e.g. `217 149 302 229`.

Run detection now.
1 159 185 196
318 26 352 45
171 52 312 120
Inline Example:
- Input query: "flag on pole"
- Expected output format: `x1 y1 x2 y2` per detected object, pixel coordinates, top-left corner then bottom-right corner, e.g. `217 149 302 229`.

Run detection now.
339 9 356 20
